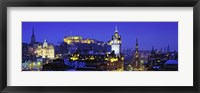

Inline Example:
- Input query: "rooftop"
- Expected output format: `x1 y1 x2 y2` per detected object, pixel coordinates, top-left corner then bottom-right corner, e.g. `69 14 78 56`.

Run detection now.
165 60 178 65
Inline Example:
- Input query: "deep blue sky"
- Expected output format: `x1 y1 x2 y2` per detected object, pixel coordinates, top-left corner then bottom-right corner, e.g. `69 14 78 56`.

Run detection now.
22 22 178 51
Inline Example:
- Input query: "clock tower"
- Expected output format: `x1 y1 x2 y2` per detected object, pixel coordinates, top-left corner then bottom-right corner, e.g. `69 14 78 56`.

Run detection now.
110 26 121 56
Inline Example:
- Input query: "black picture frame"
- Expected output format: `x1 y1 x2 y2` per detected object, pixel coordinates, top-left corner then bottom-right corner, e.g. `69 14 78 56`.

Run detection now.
0 0 199 93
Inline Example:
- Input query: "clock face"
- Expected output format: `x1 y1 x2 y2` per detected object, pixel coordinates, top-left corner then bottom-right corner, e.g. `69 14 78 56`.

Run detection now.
112 45 120 54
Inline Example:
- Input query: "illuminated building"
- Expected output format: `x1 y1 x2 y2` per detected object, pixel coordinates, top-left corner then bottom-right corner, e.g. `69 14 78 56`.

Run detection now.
109 26 121 56
106 51 124 71
64 36 94 44
22 57 43 71
131 39 144 71
35 40 55 59
69 50 80 61
70 53 79 61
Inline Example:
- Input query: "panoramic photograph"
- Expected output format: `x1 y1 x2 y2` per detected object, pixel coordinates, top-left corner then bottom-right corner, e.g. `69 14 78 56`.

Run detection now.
22 22 178 71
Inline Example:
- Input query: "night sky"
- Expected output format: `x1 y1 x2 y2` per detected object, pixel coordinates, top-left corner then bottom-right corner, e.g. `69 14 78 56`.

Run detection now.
22 22 178 51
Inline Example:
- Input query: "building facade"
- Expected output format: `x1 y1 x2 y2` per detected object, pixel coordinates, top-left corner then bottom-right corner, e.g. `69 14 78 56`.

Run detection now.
35 40 55 59
109 26 121 56
64 36 94 44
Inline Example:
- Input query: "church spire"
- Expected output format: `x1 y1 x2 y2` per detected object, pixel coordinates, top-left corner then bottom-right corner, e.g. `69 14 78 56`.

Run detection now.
132 38 143 70
136 38 138 45
31 27 36 44
32 27 35 36
135 38 139 54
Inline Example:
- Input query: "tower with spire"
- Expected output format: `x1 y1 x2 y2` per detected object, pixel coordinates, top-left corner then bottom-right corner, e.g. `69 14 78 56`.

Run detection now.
135 38 139 54
134 39 140 63
110 26 121 56
132 38 144 71
31 27 36 44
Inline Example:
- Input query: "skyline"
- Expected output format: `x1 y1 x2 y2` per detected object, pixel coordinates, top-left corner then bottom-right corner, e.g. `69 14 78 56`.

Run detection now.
22 22 178 51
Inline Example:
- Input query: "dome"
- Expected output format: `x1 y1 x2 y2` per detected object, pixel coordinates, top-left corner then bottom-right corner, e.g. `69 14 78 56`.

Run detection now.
43 40 48 48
